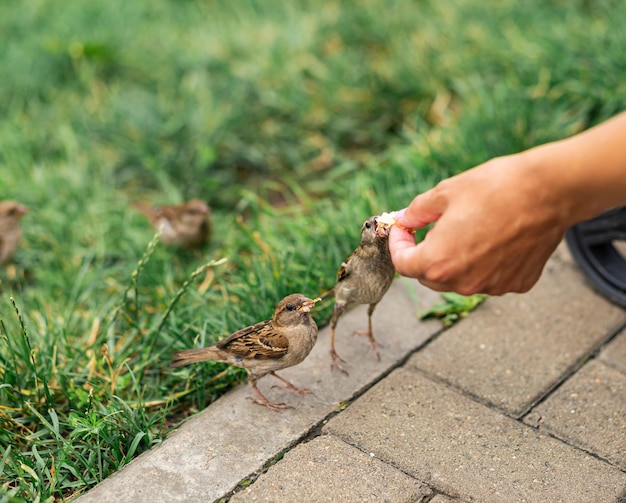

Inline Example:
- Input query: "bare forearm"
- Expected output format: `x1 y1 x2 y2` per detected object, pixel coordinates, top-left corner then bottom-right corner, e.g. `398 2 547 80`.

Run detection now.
523 111 626 226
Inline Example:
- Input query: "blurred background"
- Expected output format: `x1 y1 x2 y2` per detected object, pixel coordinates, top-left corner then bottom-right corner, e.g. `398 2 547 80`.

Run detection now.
1 0 626 500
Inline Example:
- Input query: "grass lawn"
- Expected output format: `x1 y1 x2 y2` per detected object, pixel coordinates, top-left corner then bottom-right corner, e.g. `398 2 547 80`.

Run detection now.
1 0 625 500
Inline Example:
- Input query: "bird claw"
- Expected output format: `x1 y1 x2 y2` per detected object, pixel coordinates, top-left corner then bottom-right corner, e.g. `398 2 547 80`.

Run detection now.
353 330 382 361
271 384 312 395
247 396 293 412
269 372 312 394
330 349 349 375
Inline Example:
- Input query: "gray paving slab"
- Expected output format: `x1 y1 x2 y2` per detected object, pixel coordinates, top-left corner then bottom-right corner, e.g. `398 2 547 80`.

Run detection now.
230 435 432 503
408 257 626 417
324 367 626 503
76 279 441 503
428 496 458 503
525 359 626 470
553 239 576 266
600 327 626 374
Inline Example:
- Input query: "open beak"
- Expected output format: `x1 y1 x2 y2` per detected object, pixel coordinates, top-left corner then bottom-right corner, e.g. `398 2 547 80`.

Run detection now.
375 212 417 236
299 297 322 313
375 218 390 238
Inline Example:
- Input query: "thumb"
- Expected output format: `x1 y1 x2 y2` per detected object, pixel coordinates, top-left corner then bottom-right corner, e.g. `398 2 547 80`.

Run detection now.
396 187 446 230
388 226 429 279
388 186 446 281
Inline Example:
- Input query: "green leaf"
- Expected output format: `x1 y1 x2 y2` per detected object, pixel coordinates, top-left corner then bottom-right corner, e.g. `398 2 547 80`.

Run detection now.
421 293 487 327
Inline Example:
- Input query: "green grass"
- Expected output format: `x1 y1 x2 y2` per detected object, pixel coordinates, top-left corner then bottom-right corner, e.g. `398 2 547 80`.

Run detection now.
1 0 626 500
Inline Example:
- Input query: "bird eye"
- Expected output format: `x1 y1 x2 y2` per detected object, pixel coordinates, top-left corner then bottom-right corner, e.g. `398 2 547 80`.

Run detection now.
286 303 296 311
364 221 371 229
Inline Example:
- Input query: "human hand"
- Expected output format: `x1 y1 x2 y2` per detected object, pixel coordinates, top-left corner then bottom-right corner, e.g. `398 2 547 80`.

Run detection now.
389 112 626 295
388 154 567 295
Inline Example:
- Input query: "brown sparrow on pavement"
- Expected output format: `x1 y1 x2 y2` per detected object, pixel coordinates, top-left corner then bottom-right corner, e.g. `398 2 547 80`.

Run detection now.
0 201 28 265
327 215 396 374
171 294 322 411
133 199 211 248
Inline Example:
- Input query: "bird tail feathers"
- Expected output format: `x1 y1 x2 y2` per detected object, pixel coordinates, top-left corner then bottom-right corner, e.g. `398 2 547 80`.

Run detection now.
171 347 222 368
131 201 161 223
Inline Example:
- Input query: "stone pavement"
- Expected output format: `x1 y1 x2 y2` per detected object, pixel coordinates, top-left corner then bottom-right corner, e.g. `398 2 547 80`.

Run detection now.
77 243 626 503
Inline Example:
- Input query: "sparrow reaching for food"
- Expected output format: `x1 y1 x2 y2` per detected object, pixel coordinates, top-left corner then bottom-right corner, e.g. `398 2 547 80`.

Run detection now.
133 199 211 248
171 294 322 411
327 215 396 374
0 200 28 266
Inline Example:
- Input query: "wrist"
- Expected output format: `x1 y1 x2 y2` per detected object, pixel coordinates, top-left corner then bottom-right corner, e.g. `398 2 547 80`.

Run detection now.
520 137 625 227
525 112 626 226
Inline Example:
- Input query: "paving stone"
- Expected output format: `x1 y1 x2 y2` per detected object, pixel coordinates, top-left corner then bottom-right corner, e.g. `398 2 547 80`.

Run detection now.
76 279 441 503
524 360 626 470
408 257 626 417
428 495 458 503
553 239 577 266
324 368 626 503
600 327 626 374
230 435 432 503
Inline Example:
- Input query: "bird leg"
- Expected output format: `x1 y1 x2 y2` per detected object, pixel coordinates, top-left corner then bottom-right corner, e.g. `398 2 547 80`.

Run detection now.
329 302 349 375
354 303 382 361
270 371 311 394
246 377 292 412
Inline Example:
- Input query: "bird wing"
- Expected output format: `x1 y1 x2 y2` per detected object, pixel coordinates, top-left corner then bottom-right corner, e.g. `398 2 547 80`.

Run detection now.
131 201 159 222
336 252 355 283
132 202 175 227
217 320 289 360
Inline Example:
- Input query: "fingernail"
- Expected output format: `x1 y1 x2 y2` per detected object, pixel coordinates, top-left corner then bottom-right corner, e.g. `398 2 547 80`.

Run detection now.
394 208 407 220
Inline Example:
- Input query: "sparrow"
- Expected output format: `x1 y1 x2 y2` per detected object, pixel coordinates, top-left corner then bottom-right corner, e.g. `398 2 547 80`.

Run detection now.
133 199 211 248
327 215 396 374
0 200 28 265
171 294 322 411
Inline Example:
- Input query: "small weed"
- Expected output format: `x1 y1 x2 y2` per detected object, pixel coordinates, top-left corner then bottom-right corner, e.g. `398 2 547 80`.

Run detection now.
421 293 488 327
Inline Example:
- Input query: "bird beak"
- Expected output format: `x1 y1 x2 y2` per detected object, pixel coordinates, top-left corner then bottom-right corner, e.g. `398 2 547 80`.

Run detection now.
375 211 417 236
299 297 322 313
374 218 390 238
17 205 28 217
